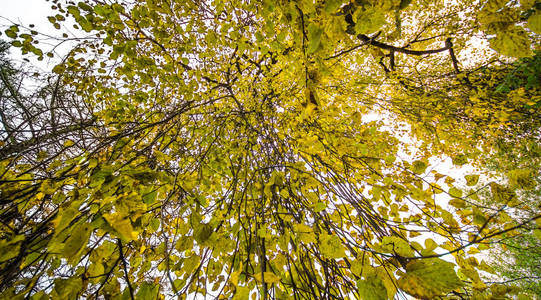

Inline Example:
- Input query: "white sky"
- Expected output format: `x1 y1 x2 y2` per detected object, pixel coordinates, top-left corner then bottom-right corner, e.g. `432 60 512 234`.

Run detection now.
1 0 70 69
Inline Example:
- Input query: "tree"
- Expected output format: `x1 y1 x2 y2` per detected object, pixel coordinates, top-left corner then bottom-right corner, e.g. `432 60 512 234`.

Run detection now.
0 0 540 299
489 227 541 298
457 52 541 298
479 55 541 296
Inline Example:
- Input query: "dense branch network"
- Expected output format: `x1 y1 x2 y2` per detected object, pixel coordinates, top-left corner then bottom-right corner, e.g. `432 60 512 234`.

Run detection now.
0 0 540 299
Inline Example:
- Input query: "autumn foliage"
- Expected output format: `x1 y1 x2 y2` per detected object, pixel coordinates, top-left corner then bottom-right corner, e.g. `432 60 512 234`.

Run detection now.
0 0 540 299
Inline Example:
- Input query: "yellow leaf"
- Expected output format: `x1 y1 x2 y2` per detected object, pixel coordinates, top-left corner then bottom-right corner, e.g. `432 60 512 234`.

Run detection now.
411 160 427 174
254 272 281 284
380 236 414 257
103 213 138 241
464 174 479 186
64 139 75 147
293 223 317 244
398 258 463 298
62 222 92 263
483 0 507 12
194 223 213 244
307 23 323 54
0 235 24 262
319 233 346 259
424 238 438 252
527 11 541 34
449 198 466 209
489 26 533 58
357 274 387 300
233 286 250 300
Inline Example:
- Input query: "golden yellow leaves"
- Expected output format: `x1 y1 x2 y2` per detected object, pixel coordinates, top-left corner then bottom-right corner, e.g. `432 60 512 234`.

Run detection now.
483 0 508 13
475 0 537 58
319 233 346 259
0 235 24 263
379 236 414 257
357 274 388 300
4 0 539 299
103 213 138 242
397 258 463 299
507 169 536 190
489 182 518 205
527 11 541 34
353 6 387 35
465 174 480 186
292 223 317 244
489 27 533 58
307 24 324 54
478 0 536 57
253 272 281 284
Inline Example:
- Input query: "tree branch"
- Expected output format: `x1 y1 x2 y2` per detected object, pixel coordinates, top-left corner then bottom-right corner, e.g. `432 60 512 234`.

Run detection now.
117 239 135 300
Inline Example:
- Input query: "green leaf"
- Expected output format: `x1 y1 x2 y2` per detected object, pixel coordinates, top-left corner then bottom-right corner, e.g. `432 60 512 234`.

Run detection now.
464 174 479 186
136 282 159 300
398 258 463 298
448 187 463 198
424 238 438 252
399 0 412 9
380 236 414 257
452 154 468 166
507 169 536 190
142 190 158 204
313 202 326 212
254 271 281 284
324 0 343 13
4 29 17 39
473 207 487 226
489 27 533 58
449 198 466 209
489 182 518 204
412 160 427 174
67 5 81 16
52 278 82 299
353 7 386 34
53 207 79 233
77 2 93 12
319 233 346 259
0 235 24 262
103 213 138 242
307 24 323 54
357 274 388 300
62 222 92 263
293 223 317 244
194 222 213 244
233 286 251 300
350 259 364 276
527 11 541 34
88 262 105 277
88 158 98 169
533 229 541 241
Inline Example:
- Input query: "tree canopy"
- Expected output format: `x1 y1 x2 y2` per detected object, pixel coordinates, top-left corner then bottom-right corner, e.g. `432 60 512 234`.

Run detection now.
0 0 540 299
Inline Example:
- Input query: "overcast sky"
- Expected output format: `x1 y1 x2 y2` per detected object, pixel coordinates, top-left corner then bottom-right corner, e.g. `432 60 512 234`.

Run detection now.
1 0 71 69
